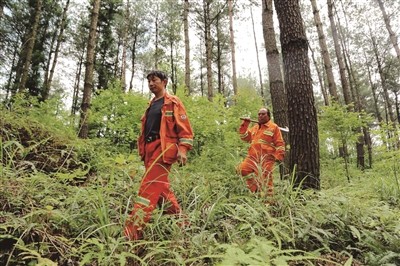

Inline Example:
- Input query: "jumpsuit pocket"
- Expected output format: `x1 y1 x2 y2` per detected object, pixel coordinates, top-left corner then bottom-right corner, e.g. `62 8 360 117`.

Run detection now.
163 142 178 164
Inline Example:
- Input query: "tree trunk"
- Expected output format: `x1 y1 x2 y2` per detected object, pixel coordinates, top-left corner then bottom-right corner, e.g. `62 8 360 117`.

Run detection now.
309 44 329 106
216 14 223 95
120 0 130 92
129 34 138 92
250 5 264 100
327 0 351 106
261 0 289 179
261 0 288 129
78 0 100 139
310 0 337 102
203 0 213 101
183 0 191 95
228 0 237 98
154 4 160 69
371 34 396 124
274 0 320 190
42 0 70 101
71 52 84 117
5 47 18 102
170 40 177 94
376 0 400 59
18 0 42 93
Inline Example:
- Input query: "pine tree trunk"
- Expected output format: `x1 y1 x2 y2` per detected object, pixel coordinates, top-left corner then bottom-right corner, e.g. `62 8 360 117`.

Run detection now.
250 6 264 100
261 0 289 179
78 0 100 139
327 0 351 106
309 45 329 106
183 0 191 95
310 0 337 102
18 0 42 93
376 0 400 59
261 0 288 129
228 0 237 98
371 35 396 124
129 34 138 92
42 0 70 100
71 52 84 117
203 0 213 101
120 0 130 92
274 0 320 189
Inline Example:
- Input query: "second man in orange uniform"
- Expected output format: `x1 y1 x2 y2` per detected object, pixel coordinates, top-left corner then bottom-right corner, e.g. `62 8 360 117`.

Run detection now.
237 108 285 197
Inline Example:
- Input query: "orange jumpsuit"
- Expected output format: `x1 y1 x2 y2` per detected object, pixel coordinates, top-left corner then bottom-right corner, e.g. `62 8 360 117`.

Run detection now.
124 93 193 240
237 120 285 196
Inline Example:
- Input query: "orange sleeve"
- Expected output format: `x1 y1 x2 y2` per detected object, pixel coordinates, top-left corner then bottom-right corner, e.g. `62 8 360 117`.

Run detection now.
273 125 285 161
239 123 253 143
173 99 194 151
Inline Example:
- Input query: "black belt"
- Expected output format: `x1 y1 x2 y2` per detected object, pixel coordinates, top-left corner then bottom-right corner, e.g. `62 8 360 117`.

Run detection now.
145 134 160 143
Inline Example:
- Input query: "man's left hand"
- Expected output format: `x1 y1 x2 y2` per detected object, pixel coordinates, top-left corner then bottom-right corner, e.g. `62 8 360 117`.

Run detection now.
177 150 188 166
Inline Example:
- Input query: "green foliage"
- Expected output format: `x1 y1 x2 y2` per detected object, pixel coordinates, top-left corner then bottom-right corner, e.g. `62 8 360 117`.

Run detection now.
318 102 372 157
1 92 400 265
89 82 148 147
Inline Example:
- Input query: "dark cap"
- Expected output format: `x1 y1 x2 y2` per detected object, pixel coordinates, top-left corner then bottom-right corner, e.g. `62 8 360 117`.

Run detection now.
146 70 168 80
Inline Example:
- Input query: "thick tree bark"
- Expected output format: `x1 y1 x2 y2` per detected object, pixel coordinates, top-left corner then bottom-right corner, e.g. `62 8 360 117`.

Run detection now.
262 0 289 179
228 0 237 98
274 0 320 189
261 0 288 129
183 0 191 95
310 0 337 102
78 0 100 139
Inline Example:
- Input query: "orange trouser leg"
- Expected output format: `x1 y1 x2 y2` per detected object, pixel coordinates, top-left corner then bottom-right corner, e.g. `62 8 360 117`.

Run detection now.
124 140 181 240
237 157 274 196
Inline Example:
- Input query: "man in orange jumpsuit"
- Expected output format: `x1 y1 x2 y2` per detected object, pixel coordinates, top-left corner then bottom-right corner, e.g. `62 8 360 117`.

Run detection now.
237 108 285 197
124 70 194 241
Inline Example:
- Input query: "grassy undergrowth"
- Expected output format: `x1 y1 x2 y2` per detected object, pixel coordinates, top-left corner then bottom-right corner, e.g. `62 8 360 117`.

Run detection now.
1 110 400 265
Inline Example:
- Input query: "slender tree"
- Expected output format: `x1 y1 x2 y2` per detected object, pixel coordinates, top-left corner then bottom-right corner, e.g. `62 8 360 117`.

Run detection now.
274 0 320 189
203 0 213 101
310 0 338 102
250 5 264 100
120 0 130 92
376 0 400 59
17 0 42 93
79 0 100 139
183 0 191 95
228 0 237 98
327 0 351 106
42 0 70 101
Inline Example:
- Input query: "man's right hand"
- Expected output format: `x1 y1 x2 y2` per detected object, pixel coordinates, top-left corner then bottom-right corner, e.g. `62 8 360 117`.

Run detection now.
240 118 251 128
